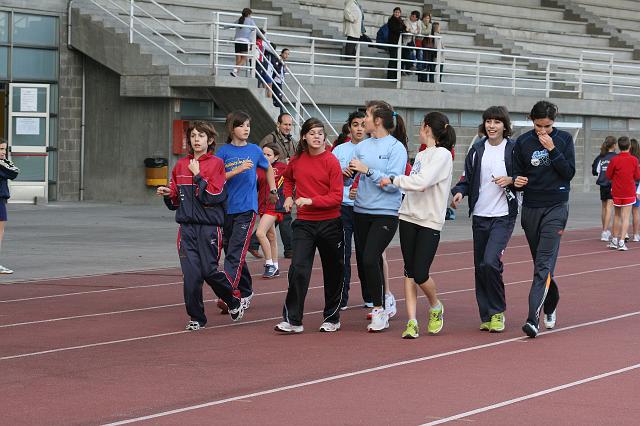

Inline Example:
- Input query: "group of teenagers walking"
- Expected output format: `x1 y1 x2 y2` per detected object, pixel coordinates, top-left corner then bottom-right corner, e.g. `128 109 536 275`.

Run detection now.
158 98 575 339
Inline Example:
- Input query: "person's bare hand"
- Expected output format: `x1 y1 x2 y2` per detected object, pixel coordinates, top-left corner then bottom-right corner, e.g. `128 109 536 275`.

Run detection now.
188 159 200 176
156 186 171 196
450 192 463 208
295 197 313 207
349 159 368 174
348 187 357 200
492 175 513 188
283 197 294 212
537 132 555 151
514 176 528 188
379 177 392 188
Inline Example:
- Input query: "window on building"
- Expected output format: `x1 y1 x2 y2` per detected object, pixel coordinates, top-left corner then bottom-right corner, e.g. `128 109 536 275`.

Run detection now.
12 13 58 47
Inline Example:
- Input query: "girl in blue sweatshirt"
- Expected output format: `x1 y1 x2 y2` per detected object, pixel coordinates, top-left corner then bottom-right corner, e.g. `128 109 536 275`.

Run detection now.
348 100 408 332
513 101 576 338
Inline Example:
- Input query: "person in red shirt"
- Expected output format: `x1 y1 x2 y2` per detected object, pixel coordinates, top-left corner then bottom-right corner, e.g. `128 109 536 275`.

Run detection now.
606 136 640 251
256 143 287 278
274 118 344 333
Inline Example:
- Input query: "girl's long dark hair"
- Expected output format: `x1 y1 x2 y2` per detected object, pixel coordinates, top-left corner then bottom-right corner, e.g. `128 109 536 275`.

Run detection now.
365 100 407 148
238 8 252 25
296 118 325 156
333 123 351 147
423 111 456 152
630 138 640 160
600 136 617 156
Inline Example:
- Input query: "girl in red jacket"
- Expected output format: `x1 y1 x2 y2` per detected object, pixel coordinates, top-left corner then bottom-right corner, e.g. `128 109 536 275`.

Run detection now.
274 118 344 333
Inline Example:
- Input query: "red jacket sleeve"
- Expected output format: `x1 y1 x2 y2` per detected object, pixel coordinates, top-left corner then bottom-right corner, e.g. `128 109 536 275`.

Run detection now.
194 156 226 206
283 157 296 198
310 156 343 209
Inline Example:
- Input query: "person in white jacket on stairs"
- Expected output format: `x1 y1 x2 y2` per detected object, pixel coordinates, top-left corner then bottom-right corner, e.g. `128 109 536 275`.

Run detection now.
380 111 455 338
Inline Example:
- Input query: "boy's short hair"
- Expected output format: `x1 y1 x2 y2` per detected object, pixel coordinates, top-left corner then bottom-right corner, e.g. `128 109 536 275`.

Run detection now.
0 137 7 146
186 121 217 153
617 136 630 151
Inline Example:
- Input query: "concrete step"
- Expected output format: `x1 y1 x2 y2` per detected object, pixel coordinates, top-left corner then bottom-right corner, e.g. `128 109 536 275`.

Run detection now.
492 27 611 48
576 2 640 20
444 0 566 21
515 41 635 61
459 11 589 34
575 0 640 13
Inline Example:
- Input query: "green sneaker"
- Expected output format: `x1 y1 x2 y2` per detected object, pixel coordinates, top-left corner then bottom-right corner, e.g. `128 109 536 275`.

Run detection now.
402 319 419 339
480 321 491 331
489 312 505 333
428 303 444 335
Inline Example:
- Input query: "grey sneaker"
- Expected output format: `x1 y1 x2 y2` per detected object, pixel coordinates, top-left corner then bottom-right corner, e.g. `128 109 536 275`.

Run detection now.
0 265 13 274
319 322 341 332
543 310 557 329
185 320 204 331
274 321 304 333
263 264 279 279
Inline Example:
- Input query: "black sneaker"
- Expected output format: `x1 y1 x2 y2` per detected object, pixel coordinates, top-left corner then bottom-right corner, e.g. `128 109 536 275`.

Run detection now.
263 264 279 278
229 302 245 322
522 322 538 338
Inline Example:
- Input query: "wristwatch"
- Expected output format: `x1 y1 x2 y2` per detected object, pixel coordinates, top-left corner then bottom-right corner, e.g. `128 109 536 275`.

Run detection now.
270 189 278 194
388 175 396 183
365 168 373 178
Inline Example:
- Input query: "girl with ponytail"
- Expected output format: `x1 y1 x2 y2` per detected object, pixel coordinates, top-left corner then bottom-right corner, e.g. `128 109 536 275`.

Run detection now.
348 100 408 332
274 118 345 333
380 111 455 338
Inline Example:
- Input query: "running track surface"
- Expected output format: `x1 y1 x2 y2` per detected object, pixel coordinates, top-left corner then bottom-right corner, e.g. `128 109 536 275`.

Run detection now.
1 228 639 425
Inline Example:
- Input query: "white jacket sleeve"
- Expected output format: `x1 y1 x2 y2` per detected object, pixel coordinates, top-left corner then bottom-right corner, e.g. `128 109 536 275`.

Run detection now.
392 149 452 192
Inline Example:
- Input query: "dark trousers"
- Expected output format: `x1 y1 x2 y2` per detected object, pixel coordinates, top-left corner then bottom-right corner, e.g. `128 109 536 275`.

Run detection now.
521 203 569 326
272 83 284 109
472 215 516 322
387 47 399 79
178 224 239 326
282 218 344 326
353 212 398 307
340 205 354 306
249 212 293 254
344 36 358 56
399 220 440 285
223 211 256 298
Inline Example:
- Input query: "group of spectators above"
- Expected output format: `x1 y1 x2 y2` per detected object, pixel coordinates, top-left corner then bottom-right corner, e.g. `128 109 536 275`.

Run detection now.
343 1 445 82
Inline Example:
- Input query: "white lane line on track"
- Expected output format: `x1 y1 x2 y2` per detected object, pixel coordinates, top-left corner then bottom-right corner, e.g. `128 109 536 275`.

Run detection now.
2 262 639 357
2 241 632 304
0 235 599 287
3 256 638 329
101 310 640 425
421 364 640 425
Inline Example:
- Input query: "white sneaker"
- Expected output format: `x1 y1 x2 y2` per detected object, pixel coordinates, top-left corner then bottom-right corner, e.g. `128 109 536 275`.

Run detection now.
185 320 204 331
319 322 341 332
367 308 389 332
618 241 629 251
600 230 611 241
0 265 13 274
274 321 303 333
384 293 397 319
633 234 640 242
608 238 618 249
543 310 556 329
241 293 254 310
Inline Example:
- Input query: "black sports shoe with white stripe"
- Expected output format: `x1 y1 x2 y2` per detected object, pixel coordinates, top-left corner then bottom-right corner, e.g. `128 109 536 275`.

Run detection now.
522 322 538 338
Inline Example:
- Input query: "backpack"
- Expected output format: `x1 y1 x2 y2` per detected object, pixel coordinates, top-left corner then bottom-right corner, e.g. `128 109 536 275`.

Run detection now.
376 23 389 45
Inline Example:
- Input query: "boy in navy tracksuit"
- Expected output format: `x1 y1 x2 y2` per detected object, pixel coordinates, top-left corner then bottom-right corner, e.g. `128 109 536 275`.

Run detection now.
157 121 244 331
513 101 575 338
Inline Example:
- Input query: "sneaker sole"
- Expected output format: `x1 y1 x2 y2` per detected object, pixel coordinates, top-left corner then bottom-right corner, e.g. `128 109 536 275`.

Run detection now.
489 326 505 333
367 322 389 332
401 333 419 339
274 325 303 333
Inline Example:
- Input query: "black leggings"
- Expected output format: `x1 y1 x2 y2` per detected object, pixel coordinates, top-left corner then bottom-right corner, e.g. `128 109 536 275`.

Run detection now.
399 220 440 285
353 213 398 307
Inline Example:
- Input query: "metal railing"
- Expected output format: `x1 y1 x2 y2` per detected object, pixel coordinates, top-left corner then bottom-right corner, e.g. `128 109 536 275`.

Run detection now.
70 0 640 103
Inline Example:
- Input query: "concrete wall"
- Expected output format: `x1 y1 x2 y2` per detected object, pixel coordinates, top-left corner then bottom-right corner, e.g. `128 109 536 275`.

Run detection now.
83 58 171 203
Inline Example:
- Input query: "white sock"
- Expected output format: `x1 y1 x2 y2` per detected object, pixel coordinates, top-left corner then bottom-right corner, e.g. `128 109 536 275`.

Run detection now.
431 301 442 311
273 262 279 269
265 259 273 266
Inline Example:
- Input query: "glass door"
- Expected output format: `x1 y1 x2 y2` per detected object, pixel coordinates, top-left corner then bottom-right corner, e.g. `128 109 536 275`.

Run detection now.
7 83 49 203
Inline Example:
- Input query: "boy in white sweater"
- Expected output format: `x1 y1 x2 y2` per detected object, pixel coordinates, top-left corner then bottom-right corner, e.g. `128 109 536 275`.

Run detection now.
380 111 455 338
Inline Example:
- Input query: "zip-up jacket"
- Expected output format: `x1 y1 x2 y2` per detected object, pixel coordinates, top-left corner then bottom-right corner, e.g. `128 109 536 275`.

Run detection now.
0 158 20 199
163 153 227 225
513 128 576 207
591 151 617 187
451 137 518 218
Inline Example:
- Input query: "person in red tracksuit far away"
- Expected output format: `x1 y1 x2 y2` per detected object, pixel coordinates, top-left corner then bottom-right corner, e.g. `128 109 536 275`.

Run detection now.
274 118 344 333
157 121 245 330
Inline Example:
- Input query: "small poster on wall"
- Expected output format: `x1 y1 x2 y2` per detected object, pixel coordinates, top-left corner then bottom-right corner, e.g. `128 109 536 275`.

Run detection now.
15 117 40 135
20 88 38 112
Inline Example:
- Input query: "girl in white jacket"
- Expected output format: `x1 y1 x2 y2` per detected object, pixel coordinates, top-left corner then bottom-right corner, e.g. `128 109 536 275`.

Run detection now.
380 111 455 338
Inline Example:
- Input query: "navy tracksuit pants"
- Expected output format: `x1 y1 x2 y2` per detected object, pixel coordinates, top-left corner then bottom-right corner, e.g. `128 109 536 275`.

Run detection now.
340 205 354 307
283 218 344 326
223 211 256 298
178 223 240 326
521 203 569 326
472 215 516 323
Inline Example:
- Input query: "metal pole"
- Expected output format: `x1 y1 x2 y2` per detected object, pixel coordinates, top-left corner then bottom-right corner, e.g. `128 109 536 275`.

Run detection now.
545 61 551 97
474 53 480 94
609 55 614 95
129 0 134 43
295 86 302 136
396 38 402 89
578 53 583 98
355 42 361 87
436 40 442 84
511 57 516 96
250 30 256 78
310 39 315 85
210 22 215 74
214 12 220 75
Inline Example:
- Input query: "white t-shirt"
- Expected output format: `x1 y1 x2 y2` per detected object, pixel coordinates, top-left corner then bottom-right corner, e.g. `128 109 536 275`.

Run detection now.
473 139 509 217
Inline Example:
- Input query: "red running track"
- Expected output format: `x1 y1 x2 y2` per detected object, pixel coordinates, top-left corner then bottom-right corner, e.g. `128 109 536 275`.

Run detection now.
0 228 639 425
